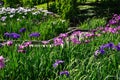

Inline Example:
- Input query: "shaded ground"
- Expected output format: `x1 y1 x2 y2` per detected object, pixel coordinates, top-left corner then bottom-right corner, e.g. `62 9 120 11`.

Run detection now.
71 1 120 26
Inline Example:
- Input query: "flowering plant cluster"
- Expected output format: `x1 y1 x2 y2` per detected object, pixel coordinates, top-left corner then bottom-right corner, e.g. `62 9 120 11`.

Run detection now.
53 60 69 77
94 42 120 57
0 7 54 22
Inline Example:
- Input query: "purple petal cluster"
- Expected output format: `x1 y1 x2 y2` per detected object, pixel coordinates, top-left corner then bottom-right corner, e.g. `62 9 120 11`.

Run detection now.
1 16 7 21
6 40 13 46
71 38 81 44
59 33 68 38
60 71 69 77
54 37 64 46
108 14 120 25
94 42 120 56
41 40 50 45
18 41 32 53
0 56 5 69
116 43 120 51
29 33 40 37
19 28 26 33
0 41 13 47
53 60 69 77
53 60 64 68
4 32 20 39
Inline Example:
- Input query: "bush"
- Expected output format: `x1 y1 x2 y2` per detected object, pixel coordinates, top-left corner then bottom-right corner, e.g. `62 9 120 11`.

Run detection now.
48 0 78 22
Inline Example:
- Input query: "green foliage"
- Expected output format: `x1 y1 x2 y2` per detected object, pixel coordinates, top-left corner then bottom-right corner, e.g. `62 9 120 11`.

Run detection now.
0 31 120 79
3 0 23 7
0 9 69 40
3 0 48 7
48 0 78 21
79 17 106 30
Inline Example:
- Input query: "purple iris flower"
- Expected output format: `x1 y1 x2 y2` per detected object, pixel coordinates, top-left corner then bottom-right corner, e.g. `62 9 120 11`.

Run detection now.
115 43 120 51
99 49 105 54
19 28 26 33
10 33 20 39
4 32 20 39
4 32 11 37
60 71 69 77
100 42 115 50
53 60 64 68
108 42 115 49
29 33 40 37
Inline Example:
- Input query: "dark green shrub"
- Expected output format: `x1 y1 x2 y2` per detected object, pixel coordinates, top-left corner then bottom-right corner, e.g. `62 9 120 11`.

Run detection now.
48 0 78 23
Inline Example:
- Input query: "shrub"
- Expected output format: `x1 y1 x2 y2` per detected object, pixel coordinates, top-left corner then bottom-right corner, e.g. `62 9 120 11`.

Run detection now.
48 0 78 22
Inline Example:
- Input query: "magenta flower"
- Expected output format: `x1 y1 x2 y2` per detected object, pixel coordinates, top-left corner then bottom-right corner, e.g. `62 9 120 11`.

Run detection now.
41 40 50 45
60 71 69 77
71 38 81 44
54 37 64 46
18 45 25 49
23 41 32 47
85 33 94 37
53 60 64 68
6 40 13 46
72 31 81 36
59 33 68 38
0 56 5 69
116 26 120 30
109 19 117 25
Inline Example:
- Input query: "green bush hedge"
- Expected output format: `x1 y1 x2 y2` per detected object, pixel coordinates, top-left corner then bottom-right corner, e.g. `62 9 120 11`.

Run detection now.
48 0 79 22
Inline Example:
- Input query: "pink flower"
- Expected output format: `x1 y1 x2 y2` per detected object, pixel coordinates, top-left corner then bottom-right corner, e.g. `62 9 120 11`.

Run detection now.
0 56 5 69
116 26 120 30
59 33 68 38
54 37 64 46
85 33 94 38
6 40 13 46
41 40 50 45
94 50 99 57
18 49 26 53
71 38 81 44
23 41 32 47
18 45 25 49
